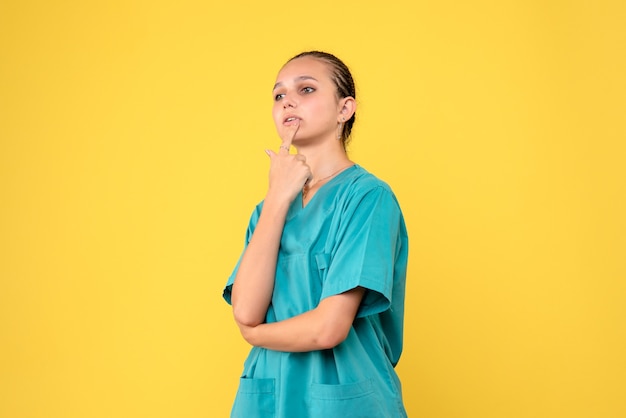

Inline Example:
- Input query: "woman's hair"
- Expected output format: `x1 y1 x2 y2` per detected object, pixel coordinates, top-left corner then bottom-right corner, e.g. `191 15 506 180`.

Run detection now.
287 51 356 147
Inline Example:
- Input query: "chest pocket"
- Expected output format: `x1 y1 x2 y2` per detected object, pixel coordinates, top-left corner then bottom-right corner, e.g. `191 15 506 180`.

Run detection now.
314 253 331 284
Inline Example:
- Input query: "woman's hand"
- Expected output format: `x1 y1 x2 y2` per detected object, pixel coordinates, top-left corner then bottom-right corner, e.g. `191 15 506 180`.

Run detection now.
265 122 311 204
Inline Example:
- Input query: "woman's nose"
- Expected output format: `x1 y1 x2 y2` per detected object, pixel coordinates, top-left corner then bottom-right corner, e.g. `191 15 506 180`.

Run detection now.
282 95 296 108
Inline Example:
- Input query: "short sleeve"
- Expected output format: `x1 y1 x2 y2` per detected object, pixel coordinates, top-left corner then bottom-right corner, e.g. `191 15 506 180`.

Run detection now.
320 186 405 318
222 206 261 305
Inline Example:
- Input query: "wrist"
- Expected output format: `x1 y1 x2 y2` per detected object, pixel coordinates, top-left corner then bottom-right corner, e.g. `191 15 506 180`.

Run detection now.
263 190 293 213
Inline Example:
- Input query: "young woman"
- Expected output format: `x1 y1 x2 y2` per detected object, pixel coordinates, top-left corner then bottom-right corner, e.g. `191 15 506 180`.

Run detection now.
223 51 409 418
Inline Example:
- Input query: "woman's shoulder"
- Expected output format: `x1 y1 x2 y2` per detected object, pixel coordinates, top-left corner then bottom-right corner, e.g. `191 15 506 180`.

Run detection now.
335 165 404 214
343 164 396 196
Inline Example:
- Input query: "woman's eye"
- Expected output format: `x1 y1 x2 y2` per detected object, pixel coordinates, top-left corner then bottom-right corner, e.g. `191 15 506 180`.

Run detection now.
274 93 285 101
301 87 315 94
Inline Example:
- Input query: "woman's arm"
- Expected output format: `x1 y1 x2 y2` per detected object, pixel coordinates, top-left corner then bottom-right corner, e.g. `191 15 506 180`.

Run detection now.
237 287 365 352
231 125 310 327
230 197 290 327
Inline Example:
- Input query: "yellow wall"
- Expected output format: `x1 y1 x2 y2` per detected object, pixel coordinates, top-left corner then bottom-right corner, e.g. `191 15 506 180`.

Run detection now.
1 1 624 417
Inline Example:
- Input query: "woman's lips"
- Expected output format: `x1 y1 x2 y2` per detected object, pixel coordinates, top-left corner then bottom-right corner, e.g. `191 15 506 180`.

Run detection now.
283 115 300 125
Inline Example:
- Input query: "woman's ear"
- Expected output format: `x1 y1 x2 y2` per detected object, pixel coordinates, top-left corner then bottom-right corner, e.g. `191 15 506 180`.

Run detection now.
338 96 356 121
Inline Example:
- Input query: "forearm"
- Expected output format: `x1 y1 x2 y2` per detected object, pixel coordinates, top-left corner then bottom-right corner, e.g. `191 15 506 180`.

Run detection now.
238 288 365 352
232 129 310 328
241 309 329 352
231 196 290 326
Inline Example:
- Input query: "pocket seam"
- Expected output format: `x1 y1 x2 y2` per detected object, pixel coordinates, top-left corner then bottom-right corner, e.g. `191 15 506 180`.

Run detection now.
310 378 375 400
238 377 275 394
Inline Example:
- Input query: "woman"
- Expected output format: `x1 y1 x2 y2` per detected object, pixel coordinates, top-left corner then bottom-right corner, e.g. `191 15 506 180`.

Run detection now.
223 51 409 417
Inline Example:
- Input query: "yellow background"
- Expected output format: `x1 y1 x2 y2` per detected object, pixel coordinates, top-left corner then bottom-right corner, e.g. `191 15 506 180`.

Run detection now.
1 0 624 417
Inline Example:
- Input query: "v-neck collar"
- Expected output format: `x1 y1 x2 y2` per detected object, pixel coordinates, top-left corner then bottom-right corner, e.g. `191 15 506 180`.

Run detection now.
286 164 358 220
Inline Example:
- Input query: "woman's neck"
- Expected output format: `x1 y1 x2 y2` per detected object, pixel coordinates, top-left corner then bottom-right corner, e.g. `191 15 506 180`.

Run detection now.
298 141 354 206
296 141 352 181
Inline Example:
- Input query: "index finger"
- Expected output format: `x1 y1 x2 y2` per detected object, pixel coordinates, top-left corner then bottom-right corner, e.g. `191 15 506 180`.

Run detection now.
279 122 299 154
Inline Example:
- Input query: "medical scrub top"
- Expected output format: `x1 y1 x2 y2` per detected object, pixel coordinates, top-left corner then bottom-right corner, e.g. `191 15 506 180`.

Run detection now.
223 165 408 418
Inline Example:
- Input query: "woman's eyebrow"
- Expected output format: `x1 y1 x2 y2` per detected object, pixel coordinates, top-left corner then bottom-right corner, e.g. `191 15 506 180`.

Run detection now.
272 76 319 91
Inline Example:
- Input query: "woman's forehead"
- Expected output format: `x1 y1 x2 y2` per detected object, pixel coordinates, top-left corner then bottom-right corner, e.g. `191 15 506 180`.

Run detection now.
275 57 331 82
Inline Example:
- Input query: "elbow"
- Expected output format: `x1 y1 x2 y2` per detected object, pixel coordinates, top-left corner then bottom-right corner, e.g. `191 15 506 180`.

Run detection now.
232 304 264 328
231 290 267 328
233 311 263 329
232 310 261 346
316 324 351 350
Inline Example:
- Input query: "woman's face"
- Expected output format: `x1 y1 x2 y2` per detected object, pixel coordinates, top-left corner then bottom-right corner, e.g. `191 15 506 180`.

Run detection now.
272 57 342 145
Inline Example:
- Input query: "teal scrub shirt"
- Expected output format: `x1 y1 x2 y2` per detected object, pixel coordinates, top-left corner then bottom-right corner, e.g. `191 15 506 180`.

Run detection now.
223 165 409 418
